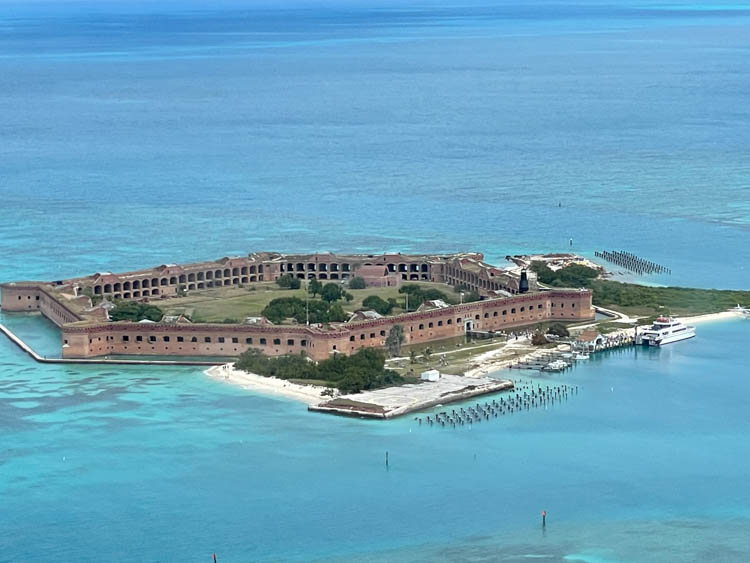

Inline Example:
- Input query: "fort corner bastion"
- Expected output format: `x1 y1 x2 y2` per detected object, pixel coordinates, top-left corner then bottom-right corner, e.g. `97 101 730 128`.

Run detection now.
1 251 594 360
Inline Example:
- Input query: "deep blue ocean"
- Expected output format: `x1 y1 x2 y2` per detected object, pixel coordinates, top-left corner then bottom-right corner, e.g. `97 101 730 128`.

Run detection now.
1 1 750 561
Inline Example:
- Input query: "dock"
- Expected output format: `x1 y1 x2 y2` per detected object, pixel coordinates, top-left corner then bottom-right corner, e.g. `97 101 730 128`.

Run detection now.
509 331 636 372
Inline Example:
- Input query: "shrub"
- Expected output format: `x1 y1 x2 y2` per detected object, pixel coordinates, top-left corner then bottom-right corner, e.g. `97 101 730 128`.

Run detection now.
546 323 570 337
348 277 366 289
234 347 403 393
531 331 548 346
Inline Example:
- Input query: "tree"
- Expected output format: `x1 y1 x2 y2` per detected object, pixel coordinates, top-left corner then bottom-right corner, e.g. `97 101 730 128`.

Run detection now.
321 282 345 303
399 284 449 308
546 323 570 337
309 278 322 297
327 303 347 322
423 347 432 361
348 277 366 289
262 297 305 324
385 324 405 357
409 349 418 364
363 295 393 315
344 292 353 302
109 302 163 322
276 274 301 290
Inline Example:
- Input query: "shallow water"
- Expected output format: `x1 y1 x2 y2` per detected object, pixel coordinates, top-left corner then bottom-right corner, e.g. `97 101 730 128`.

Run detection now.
1 1 750 560
2 314 749 561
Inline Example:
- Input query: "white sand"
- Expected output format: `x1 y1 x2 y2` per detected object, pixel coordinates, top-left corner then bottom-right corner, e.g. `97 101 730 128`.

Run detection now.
463 336 535 377
206 310 743 404
680 310 743 325
204 364 330 406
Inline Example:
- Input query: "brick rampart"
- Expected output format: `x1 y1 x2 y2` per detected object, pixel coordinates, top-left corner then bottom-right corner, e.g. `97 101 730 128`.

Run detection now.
60 289 593 360
0 284 81 327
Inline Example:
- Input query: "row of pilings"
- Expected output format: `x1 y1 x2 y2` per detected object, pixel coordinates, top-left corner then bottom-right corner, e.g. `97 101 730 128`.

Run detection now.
414 382 579 429
595 250 670 275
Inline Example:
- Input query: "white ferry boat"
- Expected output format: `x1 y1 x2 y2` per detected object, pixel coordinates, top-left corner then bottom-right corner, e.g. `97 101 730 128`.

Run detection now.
637 317 695 347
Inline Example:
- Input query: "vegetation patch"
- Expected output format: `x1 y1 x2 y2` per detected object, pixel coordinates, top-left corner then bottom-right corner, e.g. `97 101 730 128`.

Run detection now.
110 301 163 322
235 347 410 394
399 284 450 309
275 274 301 290
532 262 750 316
261 297 346 324
588 280 750 316
320 398 386 413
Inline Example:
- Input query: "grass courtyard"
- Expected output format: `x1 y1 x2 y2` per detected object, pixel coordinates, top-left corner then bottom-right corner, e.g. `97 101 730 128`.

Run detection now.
161 281 460 323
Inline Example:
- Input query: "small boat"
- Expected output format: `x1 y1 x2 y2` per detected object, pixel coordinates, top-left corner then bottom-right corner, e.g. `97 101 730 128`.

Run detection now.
733 304 750 318
636 316 695 347
542 359 568 372
575 353 589 360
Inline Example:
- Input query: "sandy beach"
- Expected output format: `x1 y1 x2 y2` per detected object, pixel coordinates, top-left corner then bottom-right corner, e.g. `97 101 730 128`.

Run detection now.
204 364 330 406
205 309 745 407
680 310 744 325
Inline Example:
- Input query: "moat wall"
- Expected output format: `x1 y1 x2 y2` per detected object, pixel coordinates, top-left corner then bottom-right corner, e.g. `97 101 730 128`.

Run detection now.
1 284 81 327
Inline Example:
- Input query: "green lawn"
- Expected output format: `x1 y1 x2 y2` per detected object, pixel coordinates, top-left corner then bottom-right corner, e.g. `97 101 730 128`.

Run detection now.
162 281 459 323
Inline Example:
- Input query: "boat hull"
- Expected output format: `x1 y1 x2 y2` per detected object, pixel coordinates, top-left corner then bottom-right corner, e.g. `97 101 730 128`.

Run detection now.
641 330 695 347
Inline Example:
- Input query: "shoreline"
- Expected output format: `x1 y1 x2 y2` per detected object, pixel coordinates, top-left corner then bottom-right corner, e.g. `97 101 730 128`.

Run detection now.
204 364 331 406
680 310 741 325
204 309 744 410
436 309 745 380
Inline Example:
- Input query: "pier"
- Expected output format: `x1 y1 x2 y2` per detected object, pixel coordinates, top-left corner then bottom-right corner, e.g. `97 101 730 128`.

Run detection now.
509 331 635 372
595 250 670 275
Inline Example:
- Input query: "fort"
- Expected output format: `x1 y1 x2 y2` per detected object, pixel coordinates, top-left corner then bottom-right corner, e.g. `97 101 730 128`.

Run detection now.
0 251 594 361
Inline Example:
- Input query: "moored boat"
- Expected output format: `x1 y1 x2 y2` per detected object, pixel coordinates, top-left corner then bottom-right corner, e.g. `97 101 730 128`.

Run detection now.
637 317 695 347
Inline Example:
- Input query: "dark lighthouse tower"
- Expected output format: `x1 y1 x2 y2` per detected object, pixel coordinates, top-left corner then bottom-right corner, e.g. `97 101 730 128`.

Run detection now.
519 270 529 294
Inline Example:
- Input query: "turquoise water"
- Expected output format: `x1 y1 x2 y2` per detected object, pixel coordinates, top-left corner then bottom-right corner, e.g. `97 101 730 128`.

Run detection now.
2 1 750 560
3 314 749 561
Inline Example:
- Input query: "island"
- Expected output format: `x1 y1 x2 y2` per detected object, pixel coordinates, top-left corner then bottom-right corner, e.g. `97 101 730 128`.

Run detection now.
0 251 594 360
4 250 747 418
